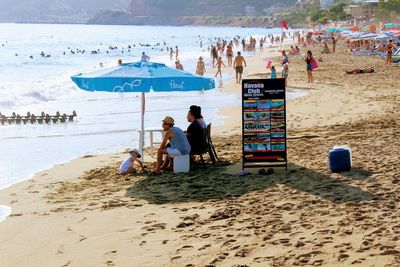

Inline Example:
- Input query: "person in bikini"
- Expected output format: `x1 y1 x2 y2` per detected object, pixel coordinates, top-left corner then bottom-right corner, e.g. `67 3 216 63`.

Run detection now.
386 40 394 66
196 57 206 76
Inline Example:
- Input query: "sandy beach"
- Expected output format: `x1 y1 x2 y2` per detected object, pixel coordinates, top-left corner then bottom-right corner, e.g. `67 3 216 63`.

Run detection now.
1 41 400 267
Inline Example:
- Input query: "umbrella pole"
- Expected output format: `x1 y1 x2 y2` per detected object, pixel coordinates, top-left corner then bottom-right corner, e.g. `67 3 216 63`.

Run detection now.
139 92 145 160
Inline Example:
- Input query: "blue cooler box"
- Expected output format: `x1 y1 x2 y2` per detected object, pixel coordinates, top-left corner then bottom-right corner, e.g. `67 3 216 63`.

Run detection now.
329 146 352 173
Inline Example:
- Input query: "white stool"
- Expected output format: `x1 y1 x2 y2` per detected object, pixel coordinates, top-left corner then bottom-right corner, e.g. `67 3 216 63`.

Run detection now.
173 154 190 173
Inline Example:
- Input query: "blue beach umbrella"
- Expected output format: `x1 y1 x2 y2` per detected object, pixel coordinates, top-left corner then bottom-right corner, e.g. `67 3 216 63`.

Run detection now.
71 61 215 157
326 27 341 33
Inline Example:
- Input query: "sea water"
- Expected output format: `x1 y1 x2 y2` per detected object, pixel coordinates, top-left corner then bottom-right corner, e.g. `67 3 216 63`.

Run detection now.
0 23 301 220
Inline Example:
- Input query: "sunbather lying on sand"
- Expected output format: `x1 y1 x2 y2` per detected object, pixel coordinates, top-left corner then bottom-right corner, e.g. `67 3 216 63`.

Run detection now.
346 68 374 74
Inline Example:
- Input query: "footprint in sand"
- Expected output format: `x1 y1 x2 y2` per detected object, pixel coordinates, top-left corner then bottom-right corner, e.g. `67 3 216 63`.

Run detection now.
59 260 72 267
176 245 194 253
105 250 117 255
105 260 115 266
198 244 211 251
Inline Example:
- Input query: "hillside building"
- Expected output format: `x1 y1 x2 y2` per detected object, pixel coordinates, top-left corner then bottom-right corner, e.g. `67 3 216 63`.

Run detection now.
344 0 378 19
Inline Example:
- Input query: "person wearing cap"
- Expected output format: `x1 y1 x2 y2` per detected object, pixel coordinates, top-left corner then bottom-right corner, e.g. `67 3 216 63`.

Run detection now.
152 116 191 175
118 149 143 175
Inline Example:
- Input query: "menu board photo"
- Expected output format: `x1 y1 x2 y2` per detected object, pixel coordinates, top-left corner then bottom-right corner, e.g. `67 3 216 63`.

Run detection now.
242 78 287 169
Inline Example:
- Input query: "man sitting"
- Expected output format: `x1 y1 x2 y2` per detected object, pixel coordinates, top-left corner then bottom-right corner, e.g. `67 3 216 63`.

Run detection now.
151 116 191 175
186 107 204 156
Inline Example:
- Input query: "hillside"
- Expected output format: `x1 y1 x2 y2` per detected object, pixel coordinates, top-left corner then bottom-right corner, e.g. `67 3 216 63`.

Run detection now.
127 0 295 16
0 0 130 23
89 0 297 26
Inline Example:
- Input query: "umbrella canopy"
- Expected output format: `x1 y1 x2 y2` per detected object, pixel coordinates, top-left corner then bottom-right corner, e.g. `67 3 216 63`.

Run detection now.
71 61 215 93
326 27 340 33
71 61 216 158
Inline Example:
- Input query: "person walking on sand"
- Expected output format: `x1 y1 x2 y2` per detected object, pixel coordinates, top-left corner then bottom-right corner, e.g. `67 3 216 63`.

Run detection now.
196 56 206 76
331 36 336 53
214 56 226 78
305 50 314 83
233 51 247 84
175 46 179 60
169 47 173 61
226 42 233 67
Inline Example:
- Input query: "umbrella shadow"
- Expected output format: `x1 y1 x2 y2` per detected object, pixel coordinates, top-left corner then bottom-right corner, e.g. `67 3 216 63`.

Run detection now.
125 162 378 205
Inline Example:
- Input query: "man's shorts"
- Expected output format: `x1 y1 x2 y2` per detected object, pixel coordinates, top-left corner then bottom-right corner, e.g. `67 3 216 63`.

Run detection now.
166 147 182 157
235 66 244 74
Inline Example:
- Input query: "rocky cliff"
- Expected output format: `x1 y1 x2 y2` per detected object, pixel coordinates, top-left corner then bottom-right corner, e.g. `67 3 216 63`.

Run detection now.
89 0 297 26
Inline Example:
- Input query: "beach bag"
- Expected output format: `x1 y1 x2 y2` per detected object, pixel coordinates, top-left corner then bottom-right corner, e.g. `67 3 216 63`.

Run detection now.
311 59 318 70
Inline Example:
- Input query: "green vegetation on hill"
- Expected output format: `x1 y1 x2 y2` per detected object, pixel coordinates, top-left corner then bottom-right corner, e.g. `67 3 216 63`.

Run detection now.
376 0 400 20
287 0 350 24
128 0 296 17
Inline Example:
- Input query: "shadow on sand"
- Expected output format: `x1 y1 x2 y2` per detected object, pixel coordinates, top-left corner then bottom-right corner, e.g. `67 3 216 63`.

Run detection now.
125 162 378 205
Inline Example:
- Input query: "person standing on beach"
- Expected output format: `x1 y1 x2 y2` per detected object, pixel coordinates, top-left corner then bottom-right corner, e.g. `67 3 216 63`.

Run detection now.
214 56 226 78
169 47 173 61
385 39 394 66
270 66 277 79
211 45 218 67
331 37 336 53
175 46 179 60
281 63 289 87
233 51 247 84
196 57 206 76
226 42 233 67
281 50 289 64
305 50 314 83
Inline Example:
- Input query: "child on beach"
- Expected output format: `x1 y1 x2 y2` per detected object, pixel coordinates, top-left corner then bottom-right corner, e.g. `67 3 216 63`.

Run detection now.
118 149 143 175
214 56 226 78
270 66 277 79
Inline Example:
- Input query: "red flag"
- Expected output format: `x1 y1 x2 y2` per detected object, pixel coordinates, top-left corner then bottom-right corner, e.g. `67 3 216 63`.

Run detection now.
282 21 288 30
